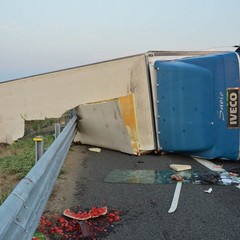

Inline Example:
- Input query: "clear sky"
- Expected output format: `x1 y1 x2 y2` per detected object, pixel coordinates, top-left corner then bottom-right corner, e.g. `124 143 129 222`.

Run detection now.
1 0 240 82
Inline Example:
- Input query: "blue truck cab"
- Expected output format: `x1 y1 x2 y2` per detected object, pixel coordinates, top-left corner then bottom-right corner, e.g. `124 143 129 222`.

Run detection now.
154 52 240 160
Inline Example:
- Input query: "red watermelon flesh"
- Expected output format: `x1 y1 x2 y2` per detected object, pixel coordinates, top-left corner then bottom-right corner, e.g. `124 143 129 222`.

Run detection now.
63 209 91 221
77 211 92 221
89 207 108 218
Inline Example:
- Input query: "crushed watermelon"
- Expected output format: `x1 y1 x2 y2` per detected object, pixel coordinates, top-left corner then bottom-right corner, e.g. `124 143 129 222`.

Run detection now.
37 207 123 239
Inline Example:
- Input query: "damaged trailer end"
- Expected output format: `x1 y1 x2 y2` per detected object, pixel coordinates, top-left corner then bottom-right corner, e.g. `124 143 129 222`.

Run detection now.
0 53 156 154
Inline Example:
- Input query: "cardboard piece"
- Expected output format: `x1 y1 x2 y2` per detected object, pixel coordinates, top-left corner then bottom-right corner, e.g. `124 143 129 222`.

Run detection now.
170 164 192 172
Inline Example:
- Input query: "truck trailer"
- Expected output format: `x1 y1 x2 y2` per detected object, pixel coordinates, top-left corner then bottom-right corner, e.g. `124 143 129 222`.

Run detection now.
0 50 239 160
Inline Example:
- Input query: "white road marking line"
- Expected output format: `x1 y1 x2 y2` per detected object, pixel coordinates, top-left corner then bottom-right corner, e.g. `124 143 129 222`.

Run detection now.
168 181 182 213
193 157 240 190
193 157 225 172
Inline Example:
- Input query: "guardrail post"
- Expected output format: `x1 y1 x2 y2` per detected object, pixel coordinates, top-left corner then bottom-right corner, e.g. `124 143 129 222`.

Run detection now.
33 136 44 163
55 123 61 139
69 109 76 118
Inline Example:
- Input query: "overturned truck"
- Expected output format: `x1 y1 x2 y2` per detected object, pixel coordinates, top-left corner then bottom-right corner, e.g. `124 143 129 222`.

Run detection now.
0 50 239 160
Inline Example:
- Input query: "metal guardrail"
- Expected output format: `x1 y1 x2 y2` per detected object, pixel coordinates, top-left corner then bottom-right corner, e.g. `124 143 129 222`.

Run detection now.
0 115 77 240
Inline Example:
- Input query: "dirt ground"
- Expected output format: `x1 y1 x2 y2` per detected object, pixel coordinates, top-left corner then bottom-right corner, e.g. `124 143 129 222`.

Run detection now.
43 144 87 217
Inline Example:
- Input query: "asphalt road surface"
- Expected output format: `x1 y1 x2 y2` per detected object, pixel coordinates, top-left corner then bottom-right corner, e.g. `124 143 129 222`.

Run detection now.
70 145 240 240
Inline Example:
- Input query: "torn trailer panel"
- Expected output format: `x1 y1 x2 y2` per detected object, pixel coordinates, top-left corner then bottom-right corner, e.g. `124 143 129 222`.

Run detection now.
75 94 139 155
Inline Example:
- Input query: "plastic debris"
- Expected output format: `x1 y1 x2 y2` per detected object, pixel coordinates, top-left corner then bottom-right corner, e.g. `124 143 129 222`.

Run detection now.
88 147 101 153
204 188 213 193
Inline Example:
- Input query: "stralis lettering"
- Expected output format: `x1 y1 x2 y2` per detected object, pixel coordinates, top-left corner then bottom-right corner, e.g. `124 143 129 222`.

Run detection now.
227 88 239 128
218 92 225 121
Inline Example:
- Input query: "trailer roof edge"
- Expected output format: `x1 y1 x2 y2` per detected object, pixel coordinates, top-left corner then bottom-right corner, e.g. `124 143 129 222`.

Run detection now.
1 50 230 84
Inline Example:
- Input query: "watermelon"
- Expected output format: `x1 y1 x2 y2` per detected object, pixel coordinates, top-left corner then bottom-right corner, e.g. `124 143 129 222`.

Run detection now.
63 207 107 220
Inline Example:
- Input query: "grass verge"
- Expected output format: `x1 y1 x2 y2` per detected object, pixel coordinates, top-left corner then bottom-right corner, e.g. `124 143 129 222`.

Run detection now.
0 135 54 205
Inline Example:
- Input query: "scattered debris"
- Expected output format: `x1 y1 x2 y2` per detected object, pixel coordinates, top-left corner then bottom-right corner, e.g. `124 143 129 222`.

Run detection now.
88 147 102 153
228 167 240 177
204 188 213 193
170 164 191 172
170 174 183 182
229 172 239 177
220 171 240 185
105 169 240 186
192 171 220 184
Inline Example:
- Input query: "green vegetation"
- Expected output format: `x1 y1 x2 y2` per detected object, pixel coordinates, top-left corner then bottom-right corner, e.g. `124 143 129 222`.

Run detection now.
0 111 72 205
0 135 54 179
0 188 12 205
0 135 54 205
25 118 56 136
